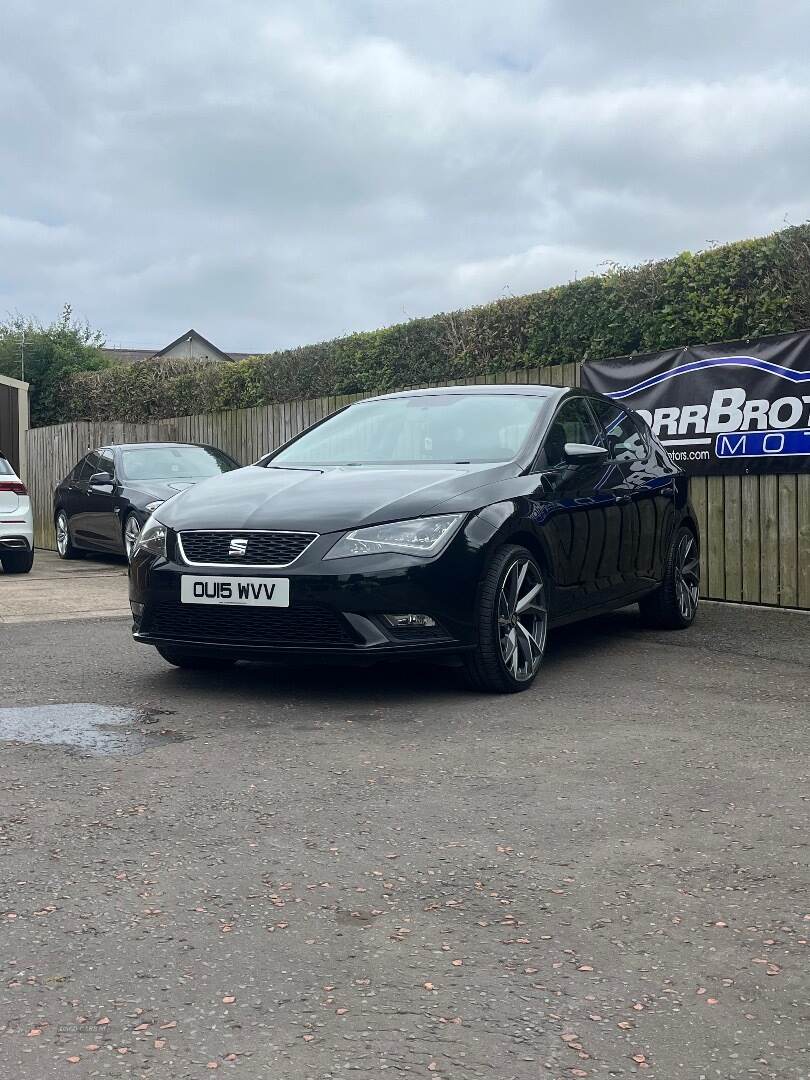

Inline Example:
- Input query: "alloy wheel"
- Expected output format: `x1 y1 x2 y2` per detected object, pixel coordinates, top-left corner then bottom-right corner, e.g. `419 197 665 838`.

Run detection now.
124 516 142 561
498 557 547 682
56 513 69 557
674 532 700 621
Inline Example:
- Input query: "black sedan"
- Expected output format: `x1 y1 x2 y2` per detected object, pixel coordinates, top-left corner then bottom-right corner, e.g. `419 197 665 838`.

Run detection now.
129 386 700 693
54 443 239 561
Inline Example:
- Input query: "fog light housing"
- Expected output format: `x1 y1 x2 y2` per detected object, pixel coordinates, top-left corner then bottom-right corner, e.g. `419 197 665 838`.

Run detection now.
130 601 144 618
382 613 436 629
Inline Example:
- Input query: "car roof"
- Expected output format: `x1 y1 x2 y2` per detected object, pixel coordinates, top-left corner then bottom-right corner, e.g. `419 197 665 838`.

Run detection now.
365 384 570 403
102 442 214 451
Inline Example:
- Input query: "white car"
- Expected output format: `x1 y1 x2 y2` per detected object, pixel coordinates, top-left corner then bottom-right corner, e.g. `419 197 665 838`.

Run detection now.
0 453 34 574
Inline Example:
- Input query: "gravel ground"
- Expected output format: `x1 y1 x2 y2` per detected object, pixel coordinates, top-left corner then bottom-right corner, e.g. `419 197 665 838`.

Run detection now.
0 602 808 1079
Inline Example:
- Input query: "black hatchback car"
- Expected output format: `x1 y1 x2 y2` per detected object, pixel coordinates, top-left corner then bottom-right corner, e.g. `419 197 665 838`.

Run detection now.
130 385 700 692
54 443 239 561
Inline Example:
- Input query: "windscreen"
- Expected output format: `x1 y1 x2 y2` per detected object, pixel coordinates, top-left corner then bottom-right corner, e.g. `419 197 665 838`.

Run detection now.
120 446 234 481
270 393 548 466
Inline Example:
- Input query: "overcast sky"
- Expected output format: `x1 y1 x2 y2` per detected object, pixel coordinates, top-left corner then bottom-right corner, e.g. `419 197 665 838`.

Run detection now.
2 1 809 354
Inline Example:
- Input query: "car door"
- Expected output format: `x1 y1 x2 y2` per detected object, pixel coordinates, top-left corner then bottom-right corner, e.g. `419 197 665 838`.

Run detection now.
588 398 674 593
532 395 625 615
83 449 122 551
62 454 96 545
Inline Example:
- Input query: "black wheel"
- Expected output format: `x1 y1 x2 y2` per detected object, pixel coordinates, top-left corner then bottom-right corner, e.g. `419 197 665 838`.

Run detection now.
155 646 237 671
639 525 700 629
464 544 548 693
1 548 34 574
123 513 142 562
55 510 83 560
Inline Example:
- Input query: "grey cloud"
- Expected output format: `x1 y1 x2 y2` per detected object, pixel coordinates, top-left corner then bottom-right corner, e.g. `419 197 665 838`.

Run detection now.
1 0 808 353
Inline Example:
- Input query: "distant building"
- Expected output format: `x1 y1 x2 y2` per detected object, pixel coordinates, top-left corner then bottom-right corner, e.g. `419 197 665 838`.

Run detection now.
101 329 255 366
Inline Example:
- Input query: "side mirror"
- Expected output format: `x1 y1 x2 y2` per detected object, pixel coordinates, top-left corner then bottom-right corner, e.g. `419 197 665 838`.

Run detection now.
89 471 113 488
563 442 609 464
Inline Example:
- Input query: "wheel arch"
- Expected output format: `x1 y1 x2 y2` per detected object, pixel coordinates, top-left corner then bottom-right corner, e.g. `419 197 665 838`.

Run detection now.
505 529 553 580
679 512 699 545
495 527 560 618
677 515 701 587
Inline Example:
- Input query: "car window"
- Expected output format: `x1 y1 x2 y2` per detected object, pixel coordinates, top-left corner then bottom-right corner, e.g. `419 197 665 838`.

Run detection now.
589 399 648 463
119 445 235 481
270 393 551 466
97 451 115 478
83 452 103 478
540 398 600 468
68 456 89 481
72 456 98 483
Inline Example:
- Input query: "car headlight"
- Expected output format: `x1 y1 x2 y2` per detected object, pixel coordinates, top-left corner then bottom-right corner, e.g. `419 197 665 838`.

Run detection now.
132 515 167 559
145 500 163 513
324 514 465 560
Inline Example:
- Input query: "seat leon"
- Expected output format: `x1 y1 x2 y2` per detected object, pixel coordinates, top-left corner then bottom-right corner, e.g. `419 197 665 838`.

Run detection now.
129 385 700 693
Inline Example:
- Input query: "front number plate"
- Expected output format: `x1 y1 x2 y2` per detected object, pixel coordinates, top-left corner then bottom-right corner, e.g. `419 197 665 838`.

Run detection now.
180 575 290 607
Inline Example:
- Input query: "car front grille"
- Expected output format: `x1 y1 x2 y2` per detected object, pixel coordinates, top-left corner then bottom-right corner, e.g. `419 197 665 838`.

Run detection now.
178 530 317 566
142 599 356 647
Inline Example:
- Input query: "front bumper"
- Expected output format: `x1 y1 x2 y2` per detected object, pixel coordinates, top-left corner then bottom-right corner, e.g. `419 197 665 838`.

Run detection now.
129 524 487 660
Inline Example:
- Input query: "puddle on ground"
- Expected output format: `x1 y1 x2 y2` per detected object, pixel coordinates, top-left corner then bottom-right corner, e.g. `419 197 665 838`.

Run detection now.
0 703 189 756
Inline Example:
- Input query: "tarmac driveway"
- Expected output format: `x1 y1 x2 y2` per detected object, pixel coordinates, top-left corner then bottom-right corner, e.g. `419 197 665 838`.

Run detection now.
0 587 808 1078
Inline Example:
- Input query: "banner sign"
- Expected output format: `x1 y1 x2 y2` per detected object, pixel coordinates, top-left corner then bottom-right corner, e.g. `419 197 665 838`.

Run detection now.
580 330 810 475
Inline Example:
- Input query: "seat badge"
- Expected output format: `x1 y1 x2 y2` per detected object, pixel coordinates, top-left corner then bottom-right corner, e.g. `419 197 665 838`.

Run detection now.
228 537 249 558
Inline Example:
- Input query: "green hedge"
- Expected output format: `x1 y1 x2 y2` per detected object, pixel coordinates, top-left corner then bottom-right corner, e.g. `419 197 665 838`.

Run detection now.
61 224 810 423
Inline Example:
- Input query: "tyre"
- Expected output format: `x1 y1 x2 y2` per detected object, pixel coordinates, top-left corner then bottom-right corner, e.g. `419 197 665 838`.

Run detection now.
639 525 700 629
55 510 83 560
463 544 548 693
1 548 34 574
156 645 237 671
123 513 142 562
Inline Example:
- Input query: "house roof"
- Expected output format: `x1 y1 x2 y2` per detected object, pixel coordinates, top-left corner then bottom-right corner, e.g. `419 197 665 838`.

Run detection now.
101 329 257 365
152 328 232 362
100 348 156 365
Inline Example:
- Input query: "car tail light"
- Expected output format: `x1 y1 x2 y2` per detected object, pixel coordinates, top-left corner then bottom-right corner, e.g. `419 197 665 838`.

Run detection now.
0 481 27 495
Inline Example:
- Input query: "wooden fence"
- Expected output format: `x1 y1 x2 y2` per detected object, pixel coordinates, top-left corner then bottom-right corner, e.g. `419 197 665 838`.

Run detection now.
26 361 810 609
